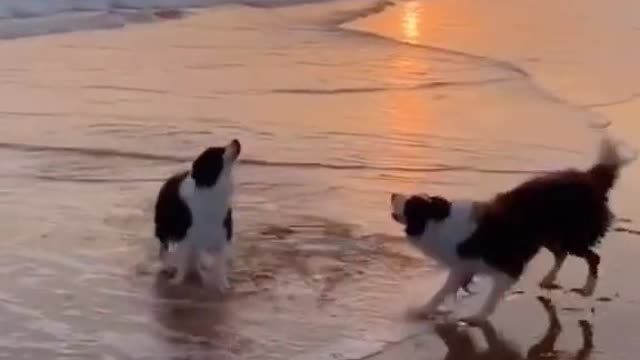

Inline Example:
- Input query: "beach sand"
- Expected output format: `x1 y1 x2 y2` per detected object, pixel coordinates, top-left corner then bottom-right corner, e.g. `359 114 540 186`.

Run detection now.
0 0 639 359
351 1 640 359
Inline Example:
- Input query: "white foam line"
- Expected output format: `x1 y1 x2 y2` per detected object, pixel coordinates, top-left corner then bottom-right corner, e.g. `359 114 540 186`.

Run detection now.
0 1 213 19
0 11 127 40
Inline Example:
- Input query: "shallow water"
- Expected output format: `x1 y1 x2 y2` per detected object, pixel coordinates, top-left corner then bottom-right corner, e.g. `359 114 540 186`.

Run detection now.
0 0 636 359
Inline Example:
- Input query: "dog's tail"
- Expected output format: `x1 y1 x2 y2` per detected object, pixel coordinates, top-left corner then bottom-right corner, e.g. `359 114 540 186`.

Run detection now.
588 136 637 194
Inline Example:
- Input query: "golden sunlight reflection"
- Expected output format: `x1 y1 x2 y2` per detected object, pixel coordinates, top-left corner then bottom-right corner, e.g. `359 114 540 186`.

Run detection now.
383 56 433 148
401 1 421 44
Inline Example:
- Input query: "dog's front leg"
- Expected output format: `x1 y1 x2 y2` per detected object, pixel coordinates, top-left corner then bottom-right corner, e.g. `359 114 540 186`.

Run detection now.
170 244 190 285
414 270 468 319
463 272 515 324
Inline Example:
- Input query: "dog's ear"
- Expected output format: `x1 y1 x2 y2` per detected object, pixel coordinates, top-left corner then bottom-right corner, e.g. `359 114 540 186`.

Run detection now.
430 196 451 220
404 196 430 236
192 147 225 187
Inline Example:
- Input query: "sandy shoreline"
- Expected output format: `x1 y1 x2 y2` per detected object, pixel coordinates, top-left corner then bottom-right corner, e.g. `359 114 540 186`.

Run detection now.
350 1 640 359
0 0 639 359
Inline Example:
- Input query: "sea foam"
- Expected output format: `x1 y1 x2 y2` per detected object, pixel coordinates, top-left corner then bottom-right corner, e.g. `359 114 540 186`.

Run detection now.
0 1 219 19
0 0 239 39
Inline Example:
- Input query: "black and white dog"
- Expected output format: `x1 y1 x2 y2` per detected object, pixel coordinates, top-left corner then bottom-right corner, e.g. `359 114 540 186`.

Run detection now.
390 137 634 323
154 139 241 291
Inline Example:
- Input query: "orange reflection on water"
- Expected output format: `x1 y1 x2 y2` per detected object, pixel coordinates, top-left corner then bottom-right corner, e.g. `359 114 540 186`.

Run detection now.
384 55 432 138
401 1 421 44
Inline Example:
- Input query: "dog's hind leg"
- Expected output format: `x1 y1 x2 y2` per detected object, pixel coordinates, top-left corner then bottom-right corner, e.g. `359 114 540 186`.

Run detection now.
540 247 567 290
199 249 230 293
570 249 600 297
212 252 230 293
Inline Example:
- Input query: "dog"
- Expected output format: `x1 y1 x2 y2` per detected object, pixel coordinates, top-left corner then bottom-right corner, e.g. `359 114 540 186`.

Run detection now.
154 139 241 291
390 136 634 323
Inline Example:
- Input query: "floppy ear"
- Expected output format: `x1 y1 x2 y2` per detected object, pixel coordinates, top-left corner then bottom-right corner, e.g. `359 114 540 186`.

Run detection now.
191 147 225 187
430 196 451 220
404 197 430 236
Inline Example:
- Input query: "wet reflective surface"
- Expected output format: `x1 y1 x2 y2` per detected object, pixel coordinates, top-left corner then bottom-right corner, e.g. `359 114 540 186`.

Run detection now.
1 0 640 359
434 297 594 360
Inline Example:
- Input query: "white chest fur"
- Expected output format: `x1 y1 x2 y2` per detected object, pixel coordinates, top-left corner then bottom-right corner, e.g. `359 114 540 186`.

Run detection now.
179 174 232 251
409 200 479 268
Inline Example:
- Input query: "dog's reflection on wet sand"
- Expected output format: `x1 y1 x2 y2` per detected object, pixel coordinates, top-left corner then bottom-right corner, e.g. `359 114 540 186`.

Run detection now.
151 272 236 351
436 296 594 360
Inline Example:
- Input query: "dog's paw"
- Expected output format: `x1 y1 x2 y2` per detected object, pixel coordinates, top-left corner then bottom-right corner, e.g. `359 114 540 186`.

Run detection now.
216 280 231 294
169 272 187 286
460 276 476 294
459 315 489 327
159 266 177 278
434 322 462 336
459 283 478 297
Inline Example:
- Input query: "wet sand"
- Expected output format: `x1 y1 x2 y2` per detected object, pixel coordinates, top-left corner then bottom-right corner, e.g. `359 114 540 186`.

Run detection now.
1 0 640 359
351 1 640 359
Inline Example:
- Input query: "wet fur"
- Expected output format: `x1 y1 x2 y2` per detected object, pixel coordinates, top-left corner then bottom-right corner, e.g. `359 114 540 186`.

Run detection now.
391 137 633 321
459 167 612 281
154 140 240 291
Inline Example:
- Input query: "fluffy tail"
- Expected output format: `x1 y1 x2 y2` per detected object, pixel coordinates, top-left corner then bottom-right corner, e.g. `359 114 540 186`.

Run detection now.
588 136 637 194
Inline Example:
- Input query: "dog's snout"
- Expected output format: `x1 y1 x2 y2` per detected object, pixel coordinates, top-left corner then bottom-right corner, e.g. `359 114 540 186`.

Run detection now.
231 139 241 151
228 139 241 159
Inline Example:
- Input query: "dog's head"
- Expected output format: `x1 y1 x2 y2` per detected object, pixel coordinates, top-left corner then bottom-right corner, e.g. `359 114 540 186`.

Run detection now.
390 193 451 236
191 139 241 188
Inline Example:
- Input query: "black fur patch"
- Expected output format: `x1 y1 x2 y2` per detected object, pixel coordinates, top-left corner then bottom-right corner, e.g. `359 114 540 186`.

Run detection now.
224 208 233 242
191 147 225 187
404 196 451 237
154 171 192 246
457 169 613 279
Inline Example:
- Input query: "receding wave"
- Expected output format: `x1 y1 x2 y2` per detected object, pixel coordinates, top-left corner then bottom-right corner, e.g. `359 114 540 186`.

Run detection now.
35 175 167 183
83 85 169 95
269 77 514 95
582 93 640 109
337 6 619 133
312 0 394 26
614 226 640 237
339 26 530 79
0 0 392 40
0 142 189 162
0 142 549 179
243 158 550 174
242 158 465 172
